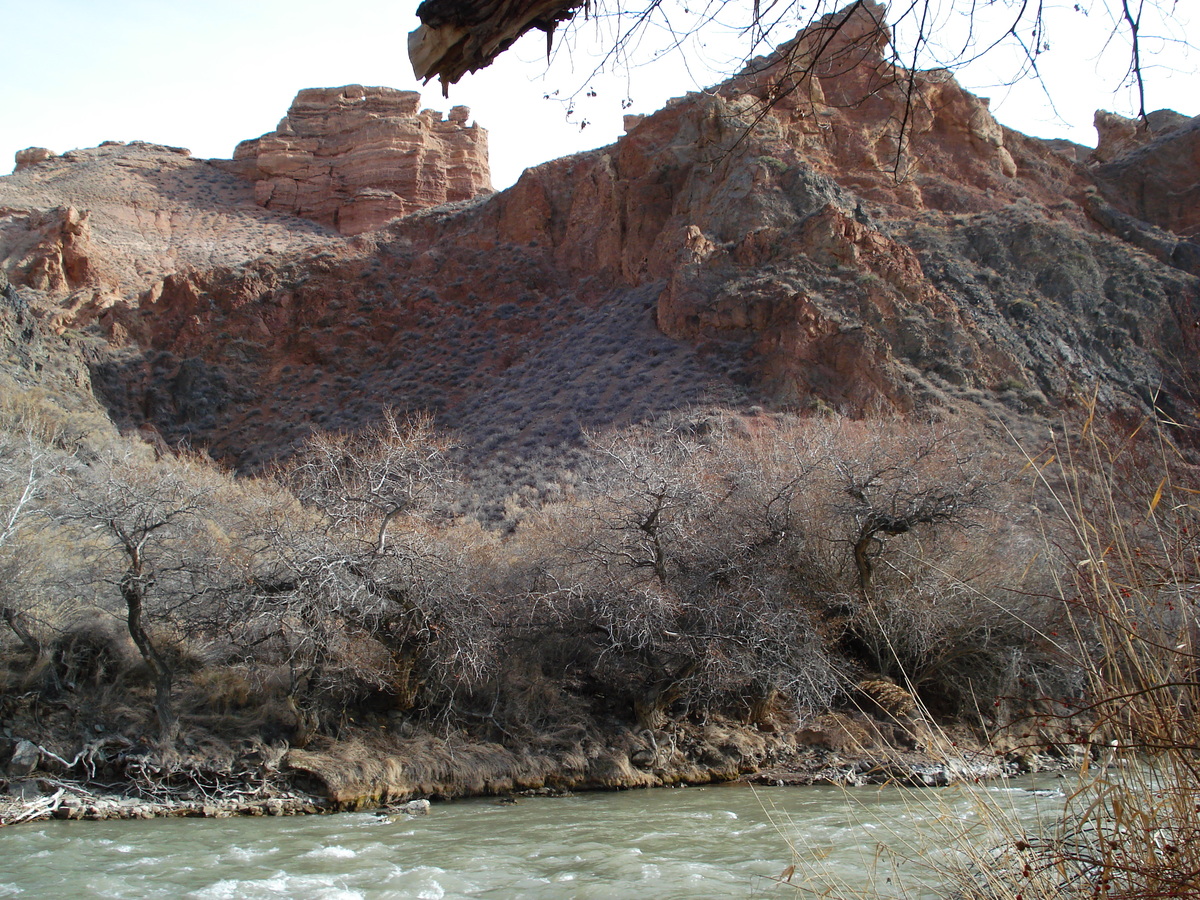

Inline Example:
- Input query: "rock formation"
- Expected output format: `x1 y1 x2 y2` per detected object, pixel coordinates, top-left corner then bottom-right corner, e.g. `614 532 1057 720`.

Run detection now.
1090 109 1192 164
0 205 92 295
13 147 56 172
0 2 1196 480
1092 111 1200 239
0 141 339 305
229 85 492 235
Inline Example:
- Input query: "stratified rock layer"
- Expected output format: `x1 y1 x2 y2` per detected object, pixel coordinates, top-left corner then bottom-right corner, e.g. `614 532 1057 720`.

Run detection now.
231 85 492 235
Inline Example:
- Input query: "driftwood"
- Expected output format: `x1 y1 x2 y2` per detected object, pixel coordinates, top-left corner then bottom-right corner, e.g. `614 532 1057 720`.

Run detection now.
0 789 64 826
0 736 293 826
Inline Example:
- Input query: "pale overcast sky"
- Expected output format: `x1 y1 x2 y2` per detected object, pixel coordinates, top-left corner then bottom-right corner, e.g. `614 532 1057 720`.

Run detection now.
2 0 1195 189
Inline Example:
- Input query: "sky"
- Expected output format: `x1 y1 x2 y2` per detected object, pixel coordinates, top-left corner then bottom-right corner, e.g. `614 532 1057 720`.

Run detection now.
2 0 1195 190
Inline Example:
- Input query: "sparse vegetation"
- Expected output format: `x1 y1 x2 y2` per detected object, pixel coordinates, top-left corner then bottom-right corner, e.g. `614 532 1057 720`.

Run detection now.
946 411 1200 899
775 405 1200 899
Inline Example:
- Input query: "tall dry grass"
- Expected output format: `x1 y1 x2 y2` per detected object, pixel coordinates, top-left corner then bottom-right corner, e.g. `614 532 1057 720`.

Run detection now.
976 408 1200 899
774 405 1200 898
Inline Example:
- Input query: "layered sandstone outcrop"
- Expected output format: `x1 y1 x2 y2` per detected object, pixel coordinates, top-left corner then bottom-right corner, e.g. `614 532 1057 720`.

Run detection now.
230 85 492 235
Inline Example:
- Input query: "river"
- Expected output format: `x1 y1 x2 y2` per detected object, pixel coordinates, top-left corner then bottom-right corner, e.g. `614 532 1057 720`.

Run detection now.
0 779 1064 898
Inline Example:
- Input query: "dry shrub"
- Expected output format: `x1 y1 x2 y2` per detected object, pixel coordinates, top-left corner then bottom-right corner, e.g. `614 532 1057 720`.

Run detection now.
0 379 117 454
982 410 1200 899
49 614 137 691
188 667 257 714
844 515 1067 717
513 409 1051 727
177 665 301 741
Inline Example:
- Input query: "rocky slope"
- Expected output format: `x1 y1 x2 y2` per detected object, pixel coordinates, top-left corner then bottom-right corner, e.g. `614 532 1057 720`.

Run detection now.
0 0 1197 491
0 141 340 299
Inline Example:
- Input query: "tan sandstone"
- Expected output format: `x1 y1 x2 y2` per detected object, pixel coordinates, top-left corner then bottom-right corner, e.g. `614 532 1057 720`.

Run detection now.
13 148 57 173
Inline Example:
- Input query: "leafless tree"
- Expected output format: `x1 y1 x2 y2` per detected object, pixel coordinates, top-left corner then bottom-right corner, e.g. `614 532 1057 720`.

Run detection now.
542 416 843 725
281 410 455 550
824 419 995 595
227 415 490 737
559 413 1042 719
64 451 232 742
0 419 77 661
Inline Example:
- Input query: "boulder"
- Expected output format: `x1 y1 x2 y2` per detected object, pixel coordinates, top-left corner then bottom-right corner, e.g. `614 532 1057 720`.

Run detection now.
7 740 40 777
13 147 56 173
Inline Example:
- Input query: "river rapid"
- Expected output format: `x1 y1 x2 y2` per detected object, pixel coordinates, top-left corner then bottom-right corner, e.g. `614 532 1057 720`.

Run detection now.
0 779 1063 898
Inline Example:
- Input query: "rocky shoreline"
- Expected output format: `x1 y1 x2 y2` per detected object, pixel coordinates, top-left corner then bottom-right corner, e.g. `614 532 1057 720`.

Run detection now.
0 786 327 824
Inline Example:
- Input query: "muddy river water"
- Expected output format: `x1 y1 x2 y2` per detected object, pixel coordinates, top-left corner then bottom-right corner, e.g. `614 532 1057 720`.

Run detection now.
0 778 1063 898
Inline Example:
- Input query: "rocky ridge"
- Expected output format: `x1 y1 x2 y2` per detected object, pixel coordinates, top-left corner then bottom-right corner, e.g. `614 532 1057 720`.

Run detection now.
0 0 1197 483
0 140 340 302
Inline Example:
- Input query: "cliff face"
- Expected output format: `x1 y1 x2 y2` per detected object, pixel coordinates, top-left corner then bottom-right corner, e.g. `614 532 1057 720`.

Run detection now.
229 85 492 235
0 2 1196 480
1092 111 1200 240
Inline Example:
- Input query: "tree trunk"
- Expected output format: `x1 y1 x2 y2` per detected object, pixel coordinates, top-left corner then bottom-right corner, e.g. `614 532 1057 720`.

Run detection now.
634 660 697 729
121 565 177 743
2 605 42 660
853 530 875 594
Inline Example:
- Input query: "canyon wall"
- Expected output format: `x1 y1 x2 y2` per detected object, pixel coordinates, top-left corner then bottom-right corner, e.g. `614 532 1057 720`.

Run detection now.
0 2 1196 480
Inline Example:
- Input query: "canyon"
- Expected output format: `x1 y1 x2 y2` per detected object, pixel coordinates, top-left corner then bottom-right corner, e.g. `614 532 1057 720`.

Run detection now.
0 0 1197 818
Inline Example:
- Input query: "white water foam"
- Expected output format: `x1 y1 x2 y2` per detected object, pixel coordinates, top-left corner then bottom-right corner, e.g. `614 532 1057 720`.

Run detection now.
303 846 358 860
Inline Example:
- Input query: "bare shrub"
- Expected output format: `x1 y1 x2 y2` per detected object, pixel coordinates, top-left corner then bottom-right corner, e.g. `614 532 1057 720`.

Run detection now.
225 418 496 736
49 614 137 692
0 417 78 660
281 409 456 546
527 410 1059 727
535 413 846 725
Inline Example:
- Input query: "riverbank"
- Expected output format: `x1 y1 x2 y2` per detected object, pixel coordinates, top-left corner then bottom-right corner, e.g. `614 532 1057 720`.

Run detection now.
1 707 1066 826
